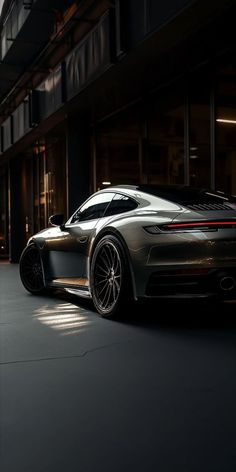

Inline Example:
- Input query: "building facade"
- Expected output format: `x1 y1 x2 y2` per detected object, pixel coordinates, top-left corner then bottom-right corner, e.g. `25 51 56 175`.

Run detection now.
1 0 236 261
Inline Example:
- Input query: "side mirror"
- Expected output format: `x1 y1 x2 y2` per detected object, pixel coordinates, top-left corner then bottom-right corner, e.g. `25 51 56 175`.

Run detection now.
49 214 65 227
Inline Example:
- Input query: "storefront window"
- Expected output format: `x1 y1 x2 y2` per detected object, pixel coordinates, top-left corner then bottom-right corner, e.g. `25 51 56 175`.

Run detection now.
32 129 67 233
33 142 46 232
189 73 211 188
95 107 141 190
95 88 185 188
146 85 184 184
22 157 34 241
45 136 67 218
216 63 236 195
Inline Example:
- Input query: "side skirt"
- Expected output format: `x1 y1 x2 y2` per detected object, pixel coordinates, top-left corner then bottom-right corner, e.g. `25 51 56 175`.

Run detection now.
48 277 92 299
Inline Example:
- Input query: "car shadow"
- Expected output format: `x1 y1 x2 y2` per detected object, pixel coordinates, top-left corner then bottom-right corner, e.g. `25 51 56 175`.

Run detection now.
126 299 236 326
121 299 236 350
51 289 236 333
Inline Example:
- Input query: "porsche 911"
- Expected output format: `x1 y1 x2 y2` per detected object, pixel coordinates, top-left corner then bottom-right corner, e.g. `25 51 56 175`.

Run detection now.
19 185 236 317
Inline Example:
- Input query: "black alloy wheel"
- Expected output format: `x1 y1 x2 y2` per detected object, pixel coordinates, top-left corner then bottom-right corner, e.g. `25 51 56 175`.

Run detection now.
91 235 130 318
19 245 45 294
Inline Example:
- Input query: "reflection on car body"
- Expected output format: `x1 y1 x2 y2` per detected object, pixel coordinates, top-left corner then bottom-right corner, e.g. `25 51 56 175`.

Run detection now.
20 185 236 318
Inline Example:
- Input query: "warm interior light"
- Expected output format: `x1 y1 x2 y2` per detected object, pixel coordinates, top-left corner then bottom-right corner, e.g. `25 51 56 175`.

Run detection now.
216 118 236 124
102 181 111 185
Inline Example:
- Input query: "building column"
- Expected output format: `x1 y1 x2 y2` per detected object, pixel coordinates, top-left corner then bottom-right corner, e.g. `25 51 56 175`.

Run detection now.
66 117 90 216
9 157 25 262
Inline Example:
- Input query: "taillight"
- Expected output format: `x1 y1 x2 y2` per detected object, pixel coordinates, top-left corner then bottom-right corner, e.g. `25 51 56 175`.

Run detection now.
144 220 236 234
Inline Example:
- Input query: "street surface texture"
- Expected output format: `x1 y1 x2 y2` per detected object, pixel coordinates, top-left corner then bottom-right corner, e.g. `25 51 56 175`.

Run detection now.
1 262 236 472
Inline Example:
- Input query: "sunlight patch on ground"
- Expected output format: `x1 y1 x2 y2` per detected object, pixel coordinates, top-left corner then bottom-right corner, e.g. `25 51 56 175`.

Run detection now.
34 302 91 335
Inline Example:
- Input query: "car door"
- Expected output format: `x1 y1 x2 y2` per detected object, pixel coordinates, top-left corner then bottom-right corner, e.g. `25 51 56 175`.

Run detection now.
46 192 115 280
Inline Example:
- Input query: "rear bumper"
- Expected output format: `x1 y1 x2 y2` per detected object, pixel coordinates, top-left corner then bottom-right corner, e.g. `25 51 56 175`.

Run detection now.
144 267 236 299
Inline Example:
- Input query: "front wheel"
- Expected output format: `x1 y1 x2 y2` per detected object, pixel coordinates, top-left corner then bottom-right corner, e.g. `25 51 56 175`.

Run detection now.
90 235 131 318
19 245 46 294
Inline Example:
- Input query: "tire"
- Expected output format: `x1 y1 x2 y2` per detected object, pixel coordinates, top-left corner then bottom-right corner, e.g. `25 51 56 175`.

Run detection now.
90 235 131 318
19 245 46 294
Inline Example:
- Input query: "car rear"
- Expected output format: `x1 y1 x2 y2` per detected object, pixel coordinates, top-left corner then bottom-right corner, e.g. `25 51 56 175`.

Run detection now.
143 198 236 299
123 186 236 300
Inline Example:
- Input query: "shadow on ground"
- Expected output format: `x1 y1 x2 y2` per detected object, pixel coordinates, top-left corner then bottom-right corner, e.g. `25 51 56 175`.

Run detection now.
49 289 236 333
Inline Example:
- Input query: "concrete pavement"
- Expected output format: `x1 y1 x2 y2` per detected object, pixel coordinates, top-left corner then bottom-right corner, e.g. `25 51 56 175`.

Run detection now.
1 262 236 471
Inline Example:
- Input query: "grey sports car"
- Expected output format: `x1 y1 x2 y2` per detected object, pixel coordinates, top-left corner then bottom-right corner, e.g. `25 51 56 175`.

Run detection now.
19 185 236 317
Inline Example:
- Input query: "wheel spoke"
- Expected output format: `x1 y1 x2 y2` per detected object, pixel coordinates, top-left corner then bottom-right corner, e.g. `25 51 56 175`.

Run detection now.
96 263 109 276
112 281 117 302
103 246 113 268
97 280 109 297
93 240 123 312
100 283 111 307
112 248 119 272
114 277 121 291
98 253 110 273
95 279 108 287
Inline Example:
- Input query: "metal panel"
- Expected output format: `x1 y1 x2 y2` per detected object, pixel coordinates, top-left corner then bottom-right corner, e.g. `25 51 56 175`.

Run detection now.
2 117 12 151
12 96 31 143
29 89 41 126
11 0 19 39
53 64 63 111
13 103 24 142
18 0 30 30
37 64 63 120
1 24 7 59
23 96 31 133
66 11 111 101
1 0 30 59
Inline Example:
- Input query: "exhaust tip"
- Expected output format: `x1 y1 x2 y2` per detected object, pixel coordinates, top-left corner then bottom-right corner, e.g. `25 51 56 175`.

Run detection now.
219 276 236 292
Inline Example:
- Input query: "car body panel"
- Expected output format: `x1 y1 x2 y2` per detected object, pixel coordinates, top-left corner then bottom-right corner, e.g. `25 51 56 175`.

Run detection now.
25 185 236 302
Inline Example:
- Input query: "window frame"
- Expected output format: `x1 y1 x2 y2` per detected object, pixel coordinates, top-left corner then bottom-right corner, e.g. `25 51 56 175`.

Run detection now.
103 192 139 217
68 191 116 224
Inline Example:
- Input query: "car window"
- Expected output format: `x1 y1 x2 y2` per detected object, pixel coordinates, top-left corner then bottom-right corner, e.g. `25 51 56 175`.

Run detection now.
104 193 138 217
72 193 115 223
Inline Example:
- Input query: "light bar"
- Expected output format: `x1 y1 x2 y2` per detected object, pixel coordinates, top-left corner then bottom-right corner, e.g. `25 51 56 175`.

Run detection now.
217 119 236 124
144 220 236 234
165 221 236 229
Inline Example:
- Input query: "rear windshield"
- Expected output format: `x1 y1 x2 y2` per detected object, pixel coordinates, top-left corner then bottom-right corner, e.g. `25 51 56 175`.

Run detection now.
138 185 236 206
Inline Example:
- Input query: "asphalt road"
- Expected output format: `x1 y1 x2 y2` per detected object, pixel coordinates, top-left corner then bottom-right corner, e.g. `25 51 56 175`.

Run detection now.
1 262 236 472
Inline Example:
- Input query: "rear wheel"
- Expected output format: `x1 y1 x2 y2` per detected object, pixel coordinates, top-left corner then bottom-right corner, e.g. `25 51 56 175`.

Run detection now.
19 245 46 294
90 235 131 318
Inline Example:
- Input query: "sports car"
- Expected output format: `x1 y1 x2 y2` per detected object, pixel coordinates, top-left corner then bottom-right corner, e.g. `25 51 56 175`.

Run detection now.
19 185 236 318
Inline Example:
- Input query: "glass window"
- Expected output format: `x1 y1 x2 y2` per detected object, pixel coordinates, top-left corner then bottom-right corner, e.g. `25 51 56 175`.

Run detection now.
73 192 115 222
216 62 236 195
32 128 67 233
189 72 211 187
146 83 184 185
105 193 138 217
45 135 67 219
95 106 141 190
